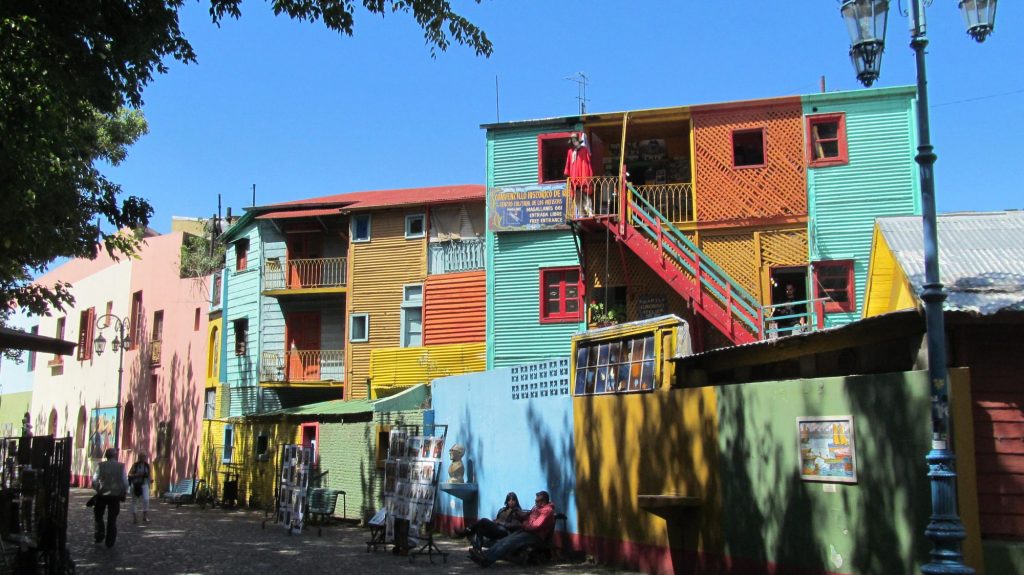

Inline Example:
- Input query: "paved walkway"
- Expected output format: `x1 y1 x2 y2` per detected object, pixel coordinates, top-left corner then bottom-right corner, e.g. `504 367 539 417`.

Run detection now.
68 489 637 574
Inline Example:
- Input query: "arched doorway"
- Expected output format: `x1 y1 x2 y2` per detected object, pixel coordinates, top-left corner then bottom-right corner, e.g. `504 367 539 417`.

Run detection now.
48 409 58 436
122 401 134 451
75 406 87 448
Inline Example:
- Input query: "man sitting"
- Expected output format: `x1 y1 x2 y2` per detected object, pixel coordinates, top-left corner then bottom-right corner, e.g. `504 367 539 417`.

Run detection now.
469 490 555 568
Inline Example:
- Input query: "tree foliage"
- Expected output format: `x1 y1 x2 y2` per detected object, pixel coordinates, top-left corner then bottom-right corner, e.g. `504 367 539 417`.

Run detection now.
0 1 490 326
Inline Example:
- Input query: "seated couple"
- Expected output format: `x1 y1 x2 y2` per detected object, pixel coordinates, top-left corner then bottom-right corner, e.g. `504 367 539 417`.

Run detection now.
462 490 556 568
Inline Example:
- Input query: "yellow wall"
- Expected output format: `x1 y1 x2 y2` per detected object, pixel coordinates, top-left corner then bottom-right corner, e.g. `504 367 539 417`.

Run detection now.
369 342 485 398
198 417 298 508
347 208 427 399
863 226 917 317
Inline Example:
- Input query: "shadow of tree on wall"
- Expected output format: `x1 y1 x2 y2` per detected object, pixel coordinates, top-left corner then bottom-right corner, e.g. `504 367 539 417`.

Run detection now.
525 403 574 518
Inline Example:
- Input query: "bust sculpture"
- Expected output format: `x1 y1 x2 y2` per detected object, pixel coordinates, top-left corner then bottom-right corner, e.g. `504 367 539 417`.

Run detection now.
448 443 466 483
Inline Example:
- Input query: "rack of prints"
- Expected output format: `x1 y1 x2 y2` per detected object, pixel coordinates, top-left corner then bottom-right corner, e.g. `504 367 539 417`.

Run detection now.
277 444 313 533
510 358 570 401
383 430 444 543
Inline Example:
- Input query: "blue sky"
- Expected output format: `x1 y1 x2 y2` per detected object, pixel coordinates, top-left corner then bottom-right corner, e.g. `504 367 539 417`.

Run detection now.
107 1 1022 233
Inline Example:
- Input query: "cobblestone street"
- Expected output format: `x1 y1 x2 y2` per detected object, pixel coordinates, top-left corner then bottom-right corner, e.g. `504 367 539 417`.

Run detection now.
67 489 636 574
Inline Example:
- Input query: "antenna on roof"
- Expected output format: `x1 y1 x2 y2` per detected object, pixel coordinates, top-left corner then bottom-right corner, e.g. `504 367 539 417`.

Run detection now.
565 72 589 115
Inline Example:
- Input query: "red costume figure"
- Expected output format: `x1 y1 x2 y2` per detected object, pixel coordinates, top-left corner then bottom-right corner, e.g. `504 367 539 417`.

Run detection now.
564 132 594 215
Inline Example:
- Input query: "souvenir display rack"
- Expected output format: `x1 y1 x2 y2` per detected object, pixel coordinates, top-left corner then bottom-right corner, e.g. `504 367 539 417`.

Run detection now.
381 423 448 563
273 444 313 534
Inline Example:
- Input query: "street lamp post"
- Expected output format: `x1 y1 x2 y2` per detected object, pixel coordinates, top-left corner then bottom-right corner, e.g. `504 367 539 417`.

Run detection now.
93 314 131 452
840 1 998 574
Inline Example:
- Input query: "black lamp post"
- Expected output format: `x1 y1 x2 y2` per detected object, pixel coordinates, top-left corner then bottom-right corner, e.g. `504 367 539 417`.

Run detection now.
94 314 131 452
840 1 997 574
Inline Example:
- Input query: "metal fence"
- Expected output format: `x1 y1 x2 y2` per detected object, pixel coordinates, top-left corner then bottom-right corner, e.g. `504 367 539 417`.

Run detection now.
260 349 345 384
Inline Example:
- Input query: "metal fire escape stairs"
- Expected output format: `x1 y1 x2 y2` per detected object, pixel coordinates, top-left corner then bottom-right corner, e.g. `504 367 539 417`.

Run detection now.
572 182 762 345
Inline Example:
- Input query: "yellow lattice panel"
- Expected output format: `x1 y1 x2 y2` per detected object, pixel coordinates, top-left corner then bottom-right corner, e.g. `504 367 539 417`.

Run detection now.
699 233 759 297
693 101 807 222
760 229 808 267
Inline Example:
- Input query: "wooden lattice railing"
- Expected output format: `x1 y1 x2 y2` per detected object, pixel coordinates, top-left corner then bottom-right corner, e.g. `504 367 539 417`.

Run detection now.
260 349 344 384
263 257 347 291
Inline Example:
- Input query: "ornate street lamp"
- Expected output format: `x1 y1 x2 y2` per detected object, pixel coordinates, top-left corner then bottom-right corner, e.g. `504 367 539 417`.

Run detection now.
94 314 131 452
841 0 888 87
839 1 998 574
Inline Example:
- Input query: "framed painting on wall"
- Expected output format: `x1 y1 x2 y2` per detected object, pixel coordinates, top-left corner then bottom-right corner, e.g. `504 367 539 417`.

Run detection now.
797 415 857 483
89 407 117 459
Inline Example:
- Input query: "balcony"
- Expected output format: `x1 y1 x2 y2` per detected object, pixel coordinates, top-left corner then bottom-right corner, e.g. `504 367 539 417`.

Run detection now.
260 349 344 385
428 239 485 275
262 257 347 295
567 177 694 224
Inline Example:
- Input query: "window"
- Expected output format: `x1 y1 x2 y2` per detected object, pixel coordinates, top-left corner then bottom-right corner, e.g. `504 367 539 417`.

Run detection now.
574 334 656 395
151 310 164 365
814 260 856 313
537 132 574 183
208 326 220 379
255 433 270 461
149 371 158 404
204 388 217 419
222 425 234 463
75 406 87 448
50 318 66 366
129 290 142 349
401 284 423 347
194 308 201 331
233 318 249 356
104 301 113 326
77 307 95 361
374 425 391 468
156 421 172 461
211 272 223 307
27 326 38 371
405 214 425 239
807 114 848 167
352 214 371 242
350 313 369 343
732 128 766 168
234 239 249 271
540 267 583 323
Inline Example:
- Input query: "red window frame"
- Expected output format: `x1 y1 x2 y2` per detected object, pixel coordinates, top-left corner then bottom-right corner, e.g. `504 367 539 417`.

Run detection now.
537 132 574 183
234 239 249 271
731 128 766 169
129 290 143 349
76 307 95 361
807 113 849 167
539 267 583 323
814 260 856 313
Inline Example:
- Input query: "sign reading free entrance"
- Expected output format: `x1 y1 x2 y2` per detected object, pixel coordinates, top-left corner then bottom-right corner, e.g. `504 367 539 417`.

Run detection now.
488 184 569 232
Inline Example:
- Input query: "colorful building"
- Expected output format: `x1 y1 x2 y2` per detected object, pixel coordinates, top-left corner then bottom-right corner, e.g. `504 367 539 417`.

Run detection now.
28 230 210 489
483 86 920 359
205 185 488 504
863 211 1024 573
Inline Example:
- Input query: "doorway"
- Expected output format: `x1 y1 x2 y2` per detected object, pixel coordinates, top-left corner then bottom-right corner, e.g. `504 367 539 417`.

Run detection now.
769 266 808 305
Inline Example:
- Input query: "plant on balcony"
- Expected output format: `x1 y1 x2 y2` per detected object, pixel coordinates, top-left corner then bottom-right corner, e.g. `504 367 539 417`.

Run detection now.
588 302 626 328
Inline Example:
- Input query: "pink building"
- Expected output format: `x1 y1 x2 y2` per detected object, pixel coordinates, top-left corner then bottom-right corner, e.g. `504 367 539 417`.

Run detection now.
29 230 210 489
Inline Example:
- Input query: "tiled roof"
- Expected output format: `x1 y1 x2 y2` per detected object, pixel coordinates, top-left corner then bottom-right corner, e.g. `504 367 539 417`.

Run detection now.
878 211 1024 315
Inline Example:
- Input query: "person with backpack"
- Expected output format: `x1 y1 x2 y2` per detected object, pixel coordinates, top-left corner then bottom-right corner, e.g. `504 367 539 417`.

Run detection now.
128 453 152 523
92 448 128 547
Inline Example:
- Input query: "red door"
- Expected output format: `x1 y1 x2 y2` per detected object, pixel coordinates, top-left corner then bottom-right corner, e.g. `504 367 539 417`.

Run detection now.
285 312 320 381
287 233 323 288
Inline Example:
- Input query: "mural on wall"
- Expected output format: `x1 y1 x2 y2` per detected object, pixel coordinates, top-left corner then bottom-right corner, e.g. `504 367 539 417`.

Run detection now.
89 407 117 459
797 416 858 483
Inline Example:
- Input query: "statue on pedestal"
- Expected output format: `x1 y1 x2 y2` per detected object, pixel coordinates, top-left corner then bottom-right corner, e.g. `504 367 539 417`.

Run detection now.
448 443 466 483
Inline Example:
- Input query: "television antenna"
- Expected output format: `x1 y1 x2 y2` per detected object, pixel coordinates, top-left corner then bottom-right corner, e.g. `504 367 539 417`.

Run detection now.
565 72 589 115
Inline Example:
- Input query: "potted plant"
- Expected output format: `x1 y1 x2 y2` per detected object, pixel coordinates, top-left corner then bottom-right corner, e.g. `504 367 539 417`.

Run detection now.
588 302 626 328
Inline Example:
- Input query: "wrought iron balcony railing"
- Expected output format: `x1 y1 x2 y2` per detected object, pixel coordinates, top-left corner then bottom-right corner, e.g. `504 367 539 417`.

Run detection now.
428 239 486 274
263 257 347 291
260 349 344 384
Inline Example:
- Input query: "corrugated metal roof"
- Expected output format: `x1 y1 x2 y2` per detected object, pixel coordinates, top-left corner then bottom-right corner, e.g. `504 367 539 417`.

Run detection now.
252 383 428 419
256 207 342 220
263 185 485 212
878 211 1024 315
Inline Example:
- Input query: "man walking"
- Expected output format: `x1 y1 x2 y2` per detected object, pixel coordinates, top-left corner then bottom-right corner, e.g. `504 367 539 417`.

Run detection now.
93 447 128 547
469 490 556 568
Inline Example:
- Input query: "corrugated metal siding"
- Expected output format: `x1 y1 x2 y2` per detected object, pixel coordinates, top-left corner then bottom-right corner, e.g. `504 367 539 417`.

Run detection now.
489 128 552 188
955 325 1024 539
228 386 259 417
369 343 485 397
490 231 582 368
423 271 485 345
348 209 426 399
804 92 919 328
224 224 261 400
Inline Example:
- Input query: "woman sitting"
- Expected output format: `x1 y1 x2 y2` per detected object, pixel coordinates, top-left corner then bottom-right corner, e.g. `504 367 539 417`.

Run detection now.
457 492 522 550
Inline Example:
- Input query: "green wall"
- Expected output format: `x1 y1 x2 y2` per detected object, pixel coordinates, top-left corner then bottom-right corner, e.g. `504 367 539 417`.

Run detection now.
0 391 31 436
716 370 931 574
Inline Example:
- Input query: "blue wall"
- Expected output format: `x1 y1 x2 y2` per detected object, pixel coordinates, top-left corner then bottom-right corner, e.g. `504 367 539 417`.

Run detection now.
432 359 578 534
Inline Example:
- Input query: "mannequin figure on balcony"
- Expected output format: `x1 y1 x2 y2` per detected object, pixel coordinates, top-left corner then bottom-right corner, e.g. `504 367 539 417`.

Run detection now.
565 132 594 216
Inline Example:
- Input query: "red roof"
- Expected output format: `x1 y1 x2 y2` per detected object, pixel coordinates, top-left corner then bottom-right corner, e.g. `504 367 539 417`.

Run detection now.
257 208 342 220
263 184 485 213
